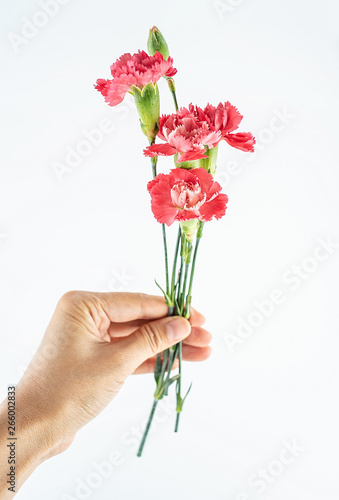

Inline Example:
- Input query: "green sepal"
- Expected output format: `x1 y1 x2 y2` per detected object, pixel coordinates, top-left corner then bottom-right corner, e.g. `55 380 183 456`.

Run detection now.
180 220 199 242
132 83 160 141
174 145 219 176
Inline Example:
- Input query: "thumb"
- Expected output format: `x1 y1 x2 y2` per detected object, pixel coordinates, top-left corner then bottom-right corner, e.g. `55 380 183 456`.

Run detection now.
113 316 191 374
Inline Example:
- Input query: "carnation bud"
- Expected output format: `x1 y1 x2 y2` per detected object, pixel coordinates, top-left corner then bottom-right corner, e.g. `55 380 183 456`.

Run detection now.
132 83 160 141
147 26 170 61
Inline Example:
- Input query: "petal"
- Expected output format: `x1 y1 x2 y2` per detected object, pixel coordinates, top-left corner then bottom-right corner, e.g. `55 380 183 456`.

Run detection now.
205 179 223 202
148 178 178 225
190 167 215 193
218 102 243 133
144 143 178 157
177 150 208 162
94 79 111 97
168 168 197 183
147 173 170 194
151 200 178 225
224 132 255 152
175 210 200 221
199 193 228 221
168 131 194 153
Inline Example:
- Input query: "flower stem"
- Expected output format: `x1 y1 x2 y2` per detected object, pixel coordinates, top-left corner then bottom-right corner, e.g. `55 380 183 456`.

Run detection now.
171 227 181 302
184 223 204 318
174 341 183 432
162 224 170 297
137 399 158 457
180 259 190 312
171 90 179 112
174 412 180 433
167 77 178 111
149 139 158 178
148 142 169 298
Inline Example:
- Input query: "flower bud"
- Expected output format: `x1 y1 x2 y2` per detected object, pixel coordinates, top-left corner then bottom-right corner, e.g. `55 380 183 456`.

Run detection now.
132 83 160 141
147 26 170 61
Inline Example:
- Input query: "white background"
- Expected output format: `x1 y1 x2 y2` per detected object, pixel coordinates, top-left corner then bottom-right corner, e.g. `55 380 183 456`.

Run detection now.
1 0 339 499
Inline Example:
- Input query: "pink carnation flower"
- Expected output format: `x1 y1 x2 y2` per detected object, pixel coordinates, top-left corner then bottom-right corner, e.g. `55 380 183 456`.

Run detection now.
144 107 222 163
147 168 228 226
95 50 177 106
144 102 255 162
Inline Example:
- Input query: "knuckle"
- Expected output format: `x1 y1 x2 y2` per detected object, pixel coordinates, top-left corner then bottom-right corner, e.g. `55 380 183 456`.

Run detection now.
58 290 86 310
139 322 163 353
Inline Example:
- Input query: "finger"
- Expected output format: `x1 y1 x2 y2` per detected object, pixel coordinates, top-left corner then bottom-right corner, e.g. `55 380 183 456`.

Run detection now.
108 316 191 374
182 345 212 362
108 319 145 338
182 327 212 348
188 307 206 327
107 308 206 338
95 292 168 322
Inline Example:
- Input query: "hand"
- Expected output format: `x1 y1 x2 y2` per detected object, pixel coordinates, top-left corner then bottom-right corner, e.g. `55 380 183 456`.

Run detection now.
0 291 211 497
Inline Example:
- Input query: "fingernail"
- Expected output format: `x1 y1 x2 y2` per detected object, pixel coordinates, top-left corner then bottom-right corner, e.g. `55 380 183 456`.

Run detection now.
166 317 190 342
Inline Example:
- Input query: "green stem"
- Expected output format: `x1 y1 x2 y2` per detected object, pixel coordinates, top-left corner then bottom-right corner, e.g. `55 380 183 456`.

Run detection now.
149 139 158 178
171 90 179 111
180 261 190 314
171 227 181 301
137 399 158 457
163 347 174 395
184 223 204 318
167 77 178 111
162 224 169 297
175 342 182 433
176 256 184 306
151 157 157 178
174 413 180 433
148 140 169 299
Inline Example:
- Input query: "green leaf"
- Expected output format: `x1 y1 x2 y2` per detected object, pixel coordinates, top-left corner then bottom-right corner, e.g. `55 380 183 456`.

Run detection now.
182 382 193 404
154 279 171 304
169 374 180 384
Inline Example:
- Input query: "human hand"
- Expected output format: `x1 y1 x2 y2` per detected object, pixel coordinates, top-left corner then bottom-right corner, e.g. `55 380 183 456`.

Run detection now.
0 291 211 497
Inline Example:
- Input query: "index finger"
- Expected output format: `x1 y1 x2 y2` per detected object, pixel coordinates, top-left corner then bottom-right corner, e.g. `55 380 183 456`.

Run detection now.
94 292 205 325
96 292 168 322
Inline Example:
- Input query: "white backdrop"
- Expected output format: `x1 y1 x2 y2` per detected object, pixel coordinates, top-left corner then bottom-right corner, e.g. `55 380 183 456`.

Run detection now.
1 0 339 499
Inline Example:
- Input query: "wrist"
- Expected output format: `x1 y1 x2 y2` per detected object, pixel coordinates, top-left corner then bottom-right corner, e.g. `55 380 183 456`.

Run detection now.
0 379 67 497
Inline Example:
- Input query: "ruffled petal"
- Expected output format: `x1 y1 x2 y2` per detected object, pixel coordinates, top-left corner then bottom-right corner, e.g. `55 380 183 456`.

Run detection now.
147 177 178 225
224 132 255 152
176 150 208 162
199 193 228 221
190 167 215 193
144 143 178 158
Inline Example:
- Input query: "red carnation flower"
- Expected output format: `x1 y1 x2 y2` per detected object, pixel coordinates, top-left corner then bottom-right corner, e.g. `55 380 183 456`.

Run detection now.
144 102 255 162
147 168 228 226
195 102 255 152
95 50 177 106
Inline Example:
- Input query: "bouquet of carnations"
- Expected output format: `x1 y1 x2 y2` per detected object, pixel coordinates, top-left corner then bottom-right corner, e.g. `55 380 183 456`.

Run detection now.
95 26 255 456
